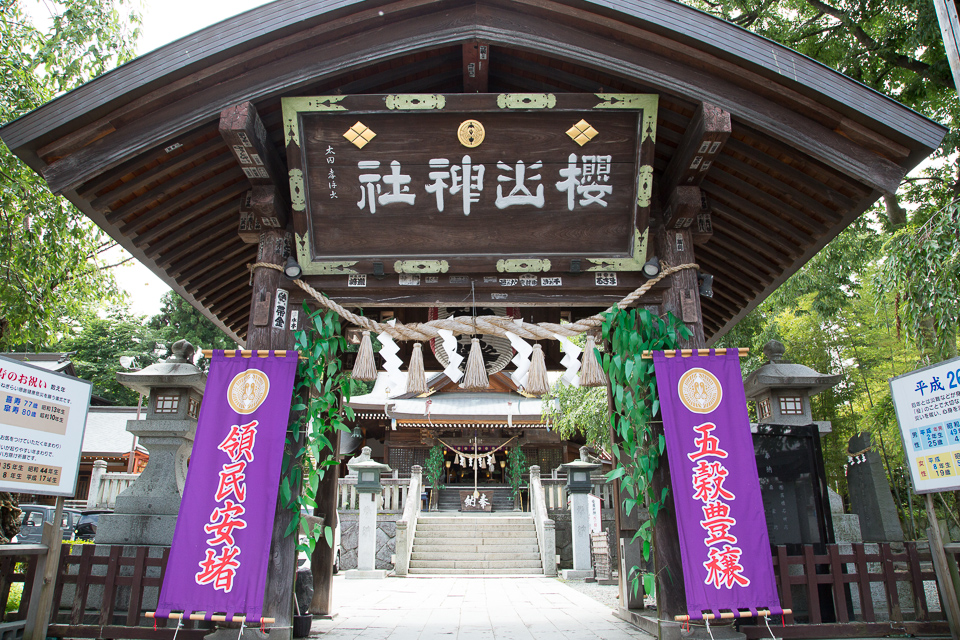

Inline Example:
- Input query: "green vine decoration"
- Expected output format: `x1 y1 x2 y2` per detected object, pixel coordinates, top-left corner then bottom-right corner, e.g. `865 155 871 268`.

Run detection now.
281 303 354 556
602 307 689 599
506 444 528 504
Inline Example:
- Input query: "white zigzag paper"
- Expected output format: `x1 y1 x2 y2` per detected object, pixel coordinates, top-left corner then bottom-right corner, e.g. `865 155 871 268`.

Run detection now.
506 324 533 388
555 334 582 387
437 328 464 383
377 320 405 391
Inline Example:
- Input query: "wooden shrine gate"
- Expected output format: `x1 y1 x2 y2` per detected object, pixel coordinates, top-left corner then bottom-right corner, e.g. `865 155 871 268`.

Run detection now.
0 0 947 637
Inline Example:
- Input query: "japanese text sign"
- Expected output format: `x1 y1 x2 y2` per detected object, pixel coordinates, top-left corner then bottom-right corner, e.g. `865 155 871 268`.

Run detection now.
0 356 92 497
889 355 960 493
653 350 782 620
157 351 297 621
282 94 657 273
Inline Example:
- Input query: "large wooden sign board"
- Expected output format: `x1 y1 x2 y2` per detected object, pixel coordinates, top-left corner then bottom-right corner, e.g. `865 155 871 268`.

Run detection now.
282 94 657 294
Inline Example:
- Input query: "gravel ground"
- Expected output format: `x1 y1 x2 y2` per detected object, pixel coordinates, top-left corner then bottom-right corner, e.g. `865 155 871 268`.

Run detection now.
557 577 624 610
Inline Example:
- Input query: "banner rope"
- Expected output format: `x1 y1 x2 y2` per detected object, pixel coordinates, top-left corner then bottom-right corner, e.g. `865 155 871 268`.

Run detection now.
704 617 715 640
437 436 517 461
763 613 777 640
247 262 698 341
172 617 183 640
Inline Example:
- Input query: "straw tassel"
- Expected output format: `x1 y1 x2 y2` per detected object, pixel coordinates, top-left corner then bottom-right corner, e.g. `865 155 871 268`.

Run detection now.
406 343 428 395
462 338 489 391
579 335 607 387
352 330 378 381
525 344 550 396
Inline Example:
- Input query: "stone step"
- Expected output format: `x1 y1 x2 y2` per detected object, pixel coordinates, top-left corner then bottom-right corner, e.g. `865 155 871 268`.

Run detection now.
409 559 544 569
417 515 532 523
413 536 539 547
407 567 543 575
415 523 534 532
412 542 540 553
411 551 541 561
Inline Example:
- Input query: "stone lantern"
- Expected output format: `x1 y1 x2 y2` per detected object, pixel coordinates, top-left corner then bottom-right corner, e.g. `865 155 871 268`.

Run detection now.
96 340 205 546
560 447 601 579
345 447 391 578
743 340 841 427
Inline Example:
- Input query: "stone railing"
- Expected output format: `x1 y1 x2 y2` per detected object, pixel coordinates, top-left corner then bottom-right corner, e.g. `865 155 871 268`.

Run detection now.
528 465 557 576
337 474 409 512
85 460 139 509
393 465 423 576
541 475 615 511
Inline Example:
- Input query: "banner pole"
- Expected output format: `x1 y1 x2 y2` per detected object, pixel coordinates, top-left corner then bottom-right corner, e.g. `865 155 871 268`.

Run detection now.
925 493 960 640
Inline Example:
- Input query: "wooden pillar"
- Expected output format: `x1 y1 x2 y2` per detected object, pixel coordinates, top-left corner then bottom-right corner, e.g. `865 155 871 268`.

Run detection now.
652 224 704 621
247 226 297 640
309 429 342 616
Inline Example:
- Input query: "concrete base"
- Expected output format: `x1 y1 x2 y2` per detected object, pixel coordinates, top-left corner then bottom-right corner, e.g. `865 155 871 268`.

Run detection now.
561 569 594 580
314 613 339 621
343 569 388 580
95 513 178 546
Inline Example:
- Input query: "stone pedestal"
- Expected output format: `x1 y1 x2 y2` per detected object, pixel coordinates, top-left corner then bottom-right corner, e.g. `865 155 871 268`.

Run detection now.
562 492 594 580
343 448 390 579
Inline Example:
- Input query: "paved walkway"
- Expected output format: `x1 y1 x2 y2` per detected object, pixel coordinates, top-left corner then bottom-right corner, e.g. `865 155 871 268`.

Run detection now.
310 576 654 640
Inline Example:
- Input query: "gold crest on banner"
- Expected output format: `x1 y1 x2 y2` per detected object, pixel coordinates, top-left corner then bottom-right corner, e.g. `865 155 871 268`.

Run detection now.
227 369 271 414
678 367 722 414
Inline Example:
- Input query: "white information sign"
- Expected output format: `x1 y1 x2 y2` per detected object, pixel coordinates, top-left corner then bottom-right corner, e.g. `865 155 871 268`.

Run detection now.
889 355 960 493
588 493 602 534
0 356 92 497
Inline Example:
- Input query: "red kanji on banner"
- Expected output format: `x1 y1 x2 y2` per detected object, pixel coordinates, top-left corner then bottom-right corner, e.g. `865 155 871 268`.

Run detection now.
203 500 248 547
703 544 750 589
215 461 247 502
699 501 737 546
691 460 735 503
218 420 259 463
687 422 729 461
195 545 242 593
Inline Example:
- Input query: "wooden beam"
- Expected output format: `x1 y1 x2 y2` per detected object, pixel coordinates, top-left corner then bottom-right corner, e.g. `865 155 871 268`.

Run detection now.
117 168 244 235
175 241 252 284
135 181 248 245
151 201 238 262
219 101 287 190
462 41 490 93
249 184 289 232
89 138 229 212
661 185 702 230
154 216 237 266
660 103 731 199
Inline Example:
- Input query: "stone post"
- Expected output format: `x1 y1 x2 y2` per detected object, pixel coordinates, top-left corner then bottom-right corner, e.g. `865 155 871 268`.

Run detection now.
561 451 601 579
344 447 390 579
96 340 205 546
86 459 107 508
847 432 904 543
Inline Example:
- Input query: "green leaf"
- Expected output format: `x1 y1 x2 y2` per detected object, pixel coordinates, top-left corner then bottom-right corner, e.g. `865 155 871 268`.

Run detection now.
324 525 334 548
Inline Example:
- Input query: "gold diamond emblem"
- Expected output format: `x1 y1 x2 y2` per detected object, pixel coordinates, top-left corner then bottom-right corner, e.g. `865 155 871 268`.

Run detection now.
344 122 376 148
566 119 599 146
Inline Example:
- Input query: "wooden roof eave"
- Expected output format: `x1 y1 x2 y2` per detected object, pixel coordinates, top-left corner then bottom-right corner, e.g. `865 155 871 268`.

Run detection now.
1 0 943 184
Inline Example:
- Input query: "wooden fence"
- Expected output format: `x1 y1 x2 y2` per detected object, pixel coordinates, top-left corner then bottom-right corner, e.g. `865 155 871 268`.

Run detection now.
4 540 957 640
741 542 951 638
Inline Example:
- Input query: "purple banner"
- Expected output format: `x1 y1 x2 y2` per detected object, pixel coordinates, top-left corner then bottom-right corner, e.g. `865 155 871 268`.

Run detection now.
157 351 298 621
653 350 781 620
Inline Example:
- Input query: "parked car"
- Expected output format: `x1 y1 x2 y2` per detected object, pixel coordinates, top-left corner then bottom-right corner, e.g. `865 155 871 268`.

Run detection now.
14 504 82 544
74 509 112 541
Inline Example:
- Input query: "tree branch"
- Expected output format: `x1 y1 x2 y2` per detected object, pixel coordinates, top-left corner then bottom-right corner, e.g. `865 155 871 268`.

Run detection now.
803 0 949 87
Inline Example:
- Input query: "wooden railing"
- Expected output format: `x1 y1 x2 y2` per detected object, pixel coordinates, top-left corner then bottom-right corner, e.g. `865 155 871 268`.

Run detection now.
1 544 43 629
337 476 409 512
740 542 949 639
